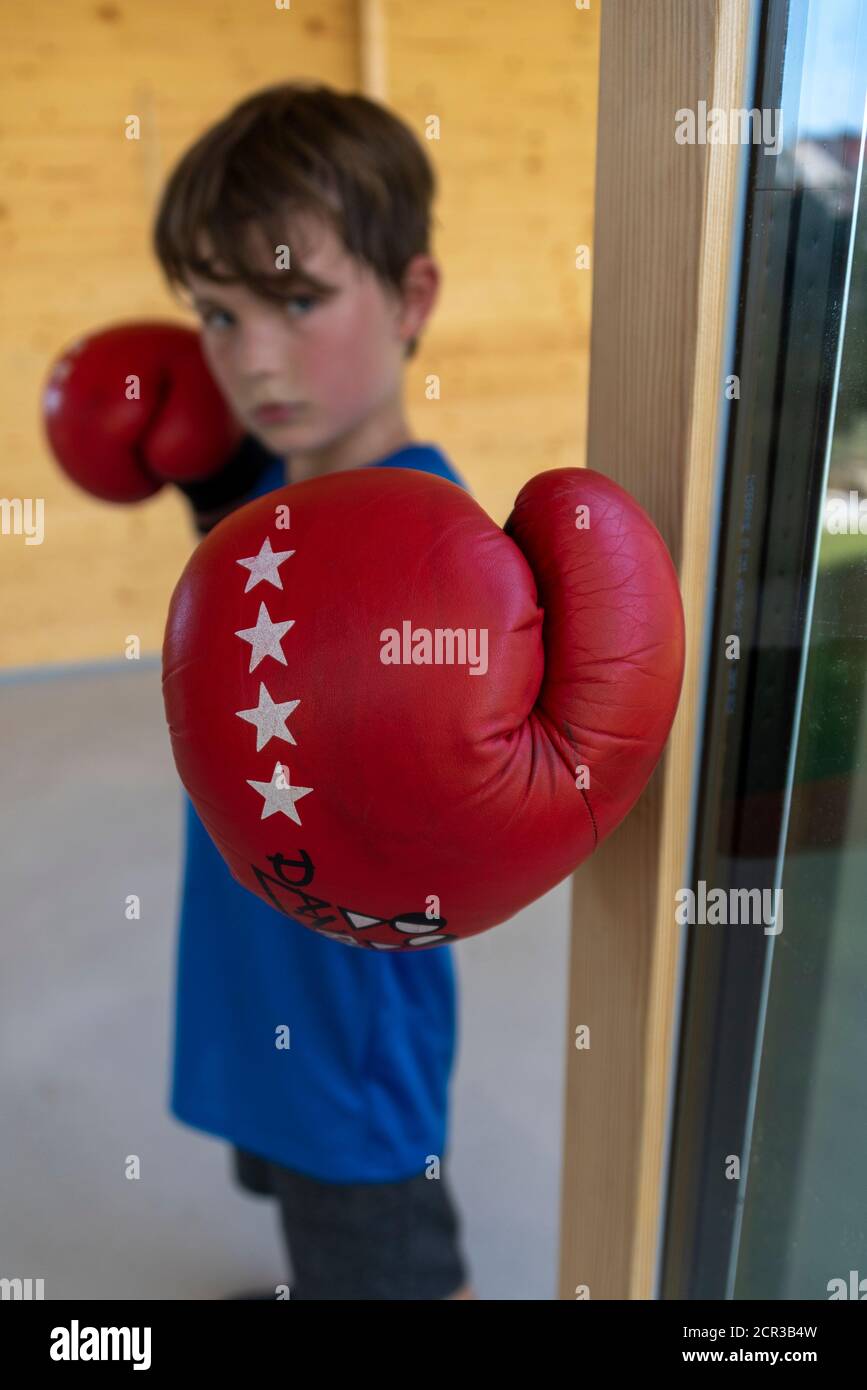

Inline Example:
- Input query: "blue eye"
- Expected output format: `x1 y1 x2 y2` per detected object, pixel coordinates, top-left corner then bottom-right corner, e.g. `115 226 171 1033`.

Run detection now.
286 295 316 317
197 296 316 329
201 307 233 330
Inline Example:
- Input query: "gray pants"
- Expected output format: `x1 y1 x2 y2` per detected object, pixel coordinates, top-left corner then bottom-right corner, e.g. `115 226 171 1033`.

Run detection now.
232 1146 470 1300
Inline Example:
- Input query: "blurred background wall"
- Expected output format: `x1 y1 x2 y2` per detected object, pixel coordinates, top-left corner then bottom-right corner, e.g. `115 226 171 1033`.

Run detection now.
0 0 599 669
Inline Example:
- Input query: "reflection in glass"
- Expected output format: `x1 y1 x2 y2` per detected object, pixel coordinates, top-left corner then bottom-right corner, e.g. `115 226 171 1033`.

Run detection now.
735 102 867 1300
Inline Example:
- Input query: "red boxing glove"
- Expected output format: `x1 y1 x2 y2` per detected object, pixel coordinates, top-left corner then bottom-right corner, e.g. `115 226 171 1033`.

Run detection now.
162 467 685 947
42 321 243 503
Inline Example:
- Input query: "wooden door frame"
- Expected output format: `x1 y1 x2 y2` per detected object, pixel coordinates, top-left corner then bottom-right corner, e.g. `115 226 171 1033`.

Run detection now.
558 0 755 1300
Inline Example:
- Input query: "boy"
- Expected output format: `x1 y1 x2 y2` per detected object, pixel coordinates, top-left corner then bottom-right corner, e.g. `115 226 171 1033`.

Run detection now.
152 81 475 1301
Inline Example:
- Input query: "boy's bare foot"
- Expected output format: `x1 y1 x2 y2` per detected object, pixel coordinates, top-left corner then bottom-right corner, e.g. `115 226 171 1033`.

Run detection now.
446 1284 477 1299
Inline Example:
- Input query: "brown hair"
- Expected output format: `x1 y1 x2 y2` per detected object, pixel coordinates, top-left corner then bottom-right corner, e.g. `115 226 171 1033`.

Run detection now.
152 82 436 358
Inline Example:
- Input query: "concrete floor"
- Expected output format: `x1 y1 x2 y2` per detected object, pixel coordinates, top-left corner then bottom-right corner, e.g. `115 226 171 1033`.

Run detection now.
0 662 570 1300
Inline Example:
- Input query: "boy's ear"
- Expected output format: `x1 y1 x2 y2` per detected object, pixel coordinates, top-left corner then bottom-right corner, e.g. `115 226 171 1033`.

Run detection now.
397 254 439 348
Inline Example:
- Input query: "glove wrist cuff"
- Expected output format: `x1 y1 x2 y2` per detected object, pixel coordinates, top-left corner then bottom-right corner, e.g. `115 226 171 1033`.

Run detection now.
174 435 275 534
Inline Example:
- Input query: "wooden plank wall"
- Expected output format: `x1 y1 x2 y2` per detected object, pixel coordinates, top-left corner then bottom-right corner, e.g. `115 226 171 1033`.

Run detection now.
386 1 600 523
0 0 600 669
0 1 356 668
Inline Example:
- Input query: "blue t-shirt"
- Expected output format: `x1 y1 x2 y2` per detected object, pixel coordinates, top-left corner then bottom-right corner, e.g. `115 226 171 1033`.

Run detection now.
169 442 467 1183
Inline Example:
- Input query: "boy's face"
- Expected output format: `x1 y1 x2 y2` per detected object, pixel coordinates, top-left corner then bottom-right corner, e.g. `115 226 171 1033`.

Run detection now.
183 214 436 456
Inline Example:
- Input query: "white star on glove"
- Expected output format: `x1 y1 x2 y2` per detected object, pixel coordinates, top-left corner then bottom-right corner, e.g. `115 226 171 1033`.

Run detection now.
247 762 313 824
235 602 295 672
236 537 295 593
235 682 300 751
